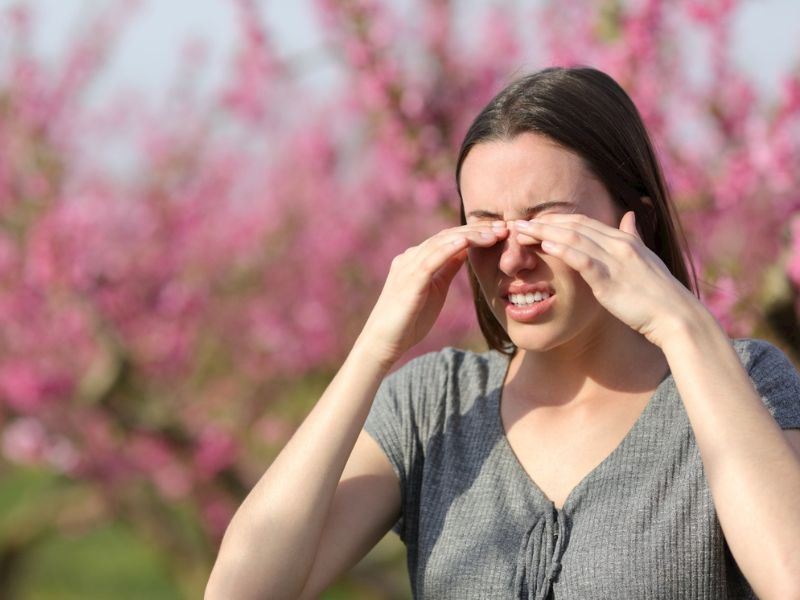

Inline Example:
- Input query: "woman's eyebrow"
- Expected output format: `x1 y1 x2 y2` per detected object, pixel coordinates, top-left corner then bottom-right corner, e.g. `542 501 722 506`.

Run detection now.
466 200 577 219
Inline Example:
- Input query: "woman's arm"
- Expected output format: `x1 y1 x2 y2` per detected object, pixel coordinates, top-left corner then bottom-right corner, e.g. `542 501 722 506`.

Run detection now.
204 221 508 599
661 309 800 600
515 211 800 598
205 338 391 600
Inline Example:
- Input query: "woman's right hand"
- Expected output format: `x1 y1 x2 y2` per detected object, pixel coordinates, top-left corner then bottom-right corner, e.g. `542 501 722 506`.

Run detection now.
357 220 508 367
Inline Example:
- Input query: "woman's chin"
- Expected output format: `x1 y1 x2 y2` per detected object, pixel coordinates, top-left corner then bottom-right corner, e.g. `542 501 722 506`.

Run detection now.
502 321 559 350
508 333 560 352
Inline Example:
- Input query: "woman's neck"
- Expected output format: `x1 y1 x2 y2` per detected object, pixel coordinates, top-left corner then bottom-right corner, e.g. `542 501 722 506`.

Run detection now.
504 320 669 410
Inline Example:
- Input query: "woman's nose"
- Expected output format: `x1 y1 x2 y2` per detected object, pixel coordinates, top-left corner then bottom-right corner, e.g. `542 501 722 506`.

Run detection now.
498 231 541 276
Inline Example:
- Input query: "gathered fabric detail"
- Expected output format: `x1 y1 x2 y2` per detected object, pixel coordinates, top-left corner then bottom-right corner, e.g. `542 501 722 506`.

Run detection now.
514 503 568 600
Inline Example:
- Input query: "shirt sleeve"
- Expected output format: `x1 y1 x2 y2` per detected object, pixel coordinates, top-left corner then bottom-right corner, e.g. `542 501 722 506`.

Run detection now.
737 338 800 430
363 349 448 542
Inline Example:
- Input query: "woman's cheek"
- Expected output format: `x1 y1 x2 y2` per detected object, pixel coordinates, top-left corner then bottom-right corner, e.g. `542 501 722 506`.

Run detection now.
467 246 503 300
468 242 503 261
467 245 499 278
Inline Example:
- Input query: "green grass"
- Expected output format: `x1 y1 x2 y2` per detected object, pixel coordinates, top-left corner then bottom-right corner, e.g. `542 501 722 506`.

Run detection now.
12 522 181 600
0 466 180 599
0 465 411 599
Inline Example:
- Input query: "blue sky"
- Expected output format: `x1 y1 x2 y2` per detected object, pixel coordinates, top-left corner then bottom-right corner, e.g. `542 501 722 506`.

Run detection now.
4 0 800 102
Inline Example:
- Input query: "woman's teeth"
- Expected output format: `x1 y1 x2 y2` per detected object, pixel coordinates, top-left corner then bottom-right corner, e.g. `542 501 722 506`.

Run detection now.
509 291 551 306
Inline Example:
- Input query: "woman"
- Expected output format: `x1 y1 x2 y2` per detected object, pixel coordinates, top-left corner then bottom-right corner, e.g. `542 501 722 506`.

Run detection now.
206 67 800 599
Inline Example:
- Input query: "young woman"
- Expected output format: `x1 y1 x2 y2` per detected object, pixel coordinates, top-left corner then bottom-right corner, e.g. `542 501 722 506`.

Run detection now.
206 67 800 600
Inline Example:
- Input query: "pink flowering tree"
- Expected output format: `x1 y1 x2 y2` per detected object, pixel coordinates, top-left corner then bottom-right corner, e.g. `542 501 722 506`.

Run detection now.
0 0 798 594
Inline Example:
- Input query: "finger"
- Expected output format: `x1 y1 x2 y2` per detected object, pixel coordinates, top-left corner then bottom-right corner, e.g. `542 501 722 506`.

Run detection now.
513 220 612 260
529 213 632 241
538 240 611 287
461 220 508 232
420 222 507 251
441 227 509 250
411 222 509 277
520 217 643 261
439 220 508 236
416 235 474 278
447 221 509 242
516 232 543 245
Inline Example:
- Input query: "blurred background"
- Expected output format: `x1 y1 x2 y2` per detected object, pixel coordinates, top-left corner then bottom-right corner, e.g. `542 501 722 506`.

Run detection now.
0 0 799 598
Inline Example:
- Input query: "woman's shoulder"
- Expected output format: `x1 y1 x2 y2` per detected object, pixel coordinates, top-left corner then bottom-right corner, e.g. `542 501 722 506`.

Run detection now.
730 337 798 372
371 346 507 440
387 345 508 385
730 337 800 429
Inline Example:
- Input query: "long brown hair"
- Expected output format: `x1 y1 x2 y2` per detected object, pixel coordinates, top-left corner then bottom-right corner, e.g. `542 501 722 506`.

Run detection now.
455 66 699 355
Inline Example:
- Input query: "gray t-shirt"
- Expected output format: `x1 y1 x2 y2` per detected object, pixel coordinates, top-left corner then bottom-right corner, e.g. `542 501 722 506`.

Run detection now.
363 338 800 599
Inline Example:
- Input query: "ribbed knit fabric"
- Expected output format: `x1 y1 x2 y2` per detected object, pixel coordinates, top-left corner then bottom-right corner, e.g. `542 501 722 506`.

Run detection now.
363 338 800 599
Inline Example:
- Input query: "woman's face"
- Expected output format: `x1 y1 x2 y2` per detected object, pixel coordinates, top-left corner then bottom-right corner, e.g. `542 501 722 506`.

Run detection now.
460 133 623 352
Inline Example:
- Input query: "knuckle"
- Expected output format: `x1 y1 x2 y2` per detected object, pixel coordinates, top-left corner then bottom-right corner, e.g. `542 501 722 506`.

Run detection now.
594 281 610 300
392 248 414 267
577 255 594 270
618 239 639 258
440 226 463 238
420 255 438 273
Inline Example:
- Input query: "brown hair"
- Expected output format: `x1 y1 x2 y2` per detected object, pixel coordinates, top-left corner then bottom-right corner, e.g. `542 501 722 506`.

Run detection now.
455 66 699 355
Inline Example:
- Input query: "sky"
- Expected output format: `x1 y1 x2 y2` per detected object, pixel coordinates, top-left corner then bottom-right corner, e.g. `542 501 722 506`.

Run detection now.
3 0 800 103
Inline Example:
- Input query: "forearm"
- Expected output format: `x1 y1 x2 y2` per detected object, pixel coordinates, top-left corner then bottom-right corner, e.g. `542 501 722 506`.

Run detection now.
661 309 800 599
205 336 392 600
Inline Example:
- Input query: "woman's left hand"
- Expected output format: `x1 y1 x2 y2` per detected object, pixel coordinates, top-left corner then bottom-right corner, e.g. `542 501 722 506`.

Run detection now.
512 211 708 348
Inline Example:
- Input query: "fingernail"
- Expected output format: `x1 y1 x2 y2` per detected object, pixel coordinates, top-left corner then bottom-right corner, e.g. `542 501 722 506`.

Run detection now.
541 240 559 251
515 220 529 229
480 231 493 238
491 220 506 229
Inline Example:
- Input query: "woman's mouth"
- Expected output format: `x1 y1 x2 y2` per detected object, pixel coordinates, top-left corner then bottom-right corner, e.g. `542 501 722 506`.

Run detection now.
503 291 556 322
507 291 552 306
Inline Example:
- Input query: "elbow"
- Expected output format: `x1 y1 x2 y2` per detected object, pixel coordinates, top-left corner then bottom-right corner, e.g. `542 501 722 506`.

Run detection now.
204 562 234 600
759 566 800 600
205 555 304 600
204 555 257 600
776 554 800 600
204 567 256 600
779 574 800 600
766 584 800 600
205 525 259 600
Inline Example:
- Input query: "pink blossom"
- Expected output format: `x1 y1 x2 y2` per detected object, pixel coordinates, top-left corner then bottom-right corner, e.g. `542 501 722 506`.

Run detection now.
1 0 799 555
194 427 237 481
0 360 69 413
200 495 236 538
128 433 191 500
255 416 293 445
788 217 800 287
1 417 48 464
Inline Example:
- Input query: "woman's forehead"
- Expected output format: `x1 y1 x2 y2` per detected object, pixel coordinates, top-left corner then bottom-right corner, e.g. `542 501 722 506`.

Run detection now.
460 135 596 210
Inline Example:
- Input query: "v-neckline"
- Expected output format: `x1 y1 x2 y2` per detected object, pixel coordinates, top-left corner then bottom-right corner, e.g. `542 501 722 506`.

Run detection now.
491 350 673 512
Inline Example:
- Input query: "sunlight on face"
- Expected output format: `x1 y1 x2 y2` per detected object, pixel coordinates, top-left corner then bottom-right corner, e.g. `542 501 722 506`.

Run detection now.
461 133 619 226
459 132 623 349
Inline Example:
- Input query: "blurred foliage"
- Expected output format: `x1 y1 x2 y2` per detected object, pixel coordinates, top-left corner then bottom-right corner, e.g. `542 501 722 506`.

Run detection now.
0 0 799 596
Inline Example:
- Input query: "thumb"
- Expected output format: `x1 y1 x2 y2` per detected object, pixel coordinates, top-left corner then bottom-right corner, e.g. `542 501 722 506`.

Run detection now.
620 210 641 239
